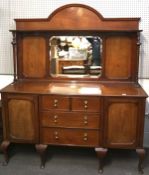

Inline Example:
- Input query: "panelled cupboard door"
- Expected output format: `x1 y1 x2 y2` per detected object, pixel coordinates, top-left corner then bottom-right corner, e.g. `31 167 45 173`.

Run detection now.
104 97 145 148
3 94 39 143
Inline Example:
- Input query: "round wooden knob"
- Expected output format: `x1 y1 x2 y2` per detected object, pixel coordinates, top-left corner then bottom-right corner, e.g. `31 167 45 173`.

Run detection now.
84 133 88 137
54 119 57 124
55 136 59 140
54 99 58 103
84 105 88 109
84 100 88 104
54 115 58 119
84 120 88 125
83 137 88 141
54 103 58 107
54 131 58 135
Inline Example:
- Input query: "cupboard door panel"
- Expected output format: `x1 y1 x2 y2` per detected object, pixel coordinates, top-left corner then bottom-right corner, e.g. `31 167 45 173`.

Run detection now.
104 98 144 148
105 36 132 79
6 95 38 143
22 36 46 78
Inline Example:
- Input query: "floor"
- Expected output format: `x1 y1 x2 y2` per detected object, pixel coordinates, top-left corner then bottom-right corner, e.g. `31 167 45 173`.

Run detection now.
0 144 149 175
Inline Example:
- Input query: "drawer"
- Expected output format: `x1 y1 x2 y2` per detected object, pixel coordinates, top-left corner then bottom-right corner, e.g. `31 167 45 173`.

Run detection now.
40 128 100 146
40 95 69 111
40 111 100 129
71 97 100 112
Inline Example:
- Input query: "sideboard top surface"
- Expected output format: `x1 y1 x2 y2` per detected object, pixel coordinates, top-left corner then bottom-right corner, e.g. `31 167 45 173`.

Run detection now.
1 81 147 97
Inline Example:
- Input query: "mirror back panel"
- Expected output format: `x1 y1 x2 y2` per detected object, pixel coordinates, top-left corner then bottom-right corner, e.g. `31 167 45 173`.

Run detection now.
19 36 47 78
104 35 136 80
14 4 140 82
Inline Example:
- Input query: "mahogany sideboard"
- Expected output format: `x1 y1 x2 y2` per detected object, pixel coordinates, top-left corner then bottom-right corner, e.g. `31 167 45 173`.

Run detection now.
0 4 147 173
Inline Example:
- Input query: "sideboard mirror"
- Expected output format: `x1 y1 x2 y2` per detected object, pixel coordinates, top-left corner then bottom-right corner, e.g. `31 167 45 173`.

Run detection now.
49 36 102 78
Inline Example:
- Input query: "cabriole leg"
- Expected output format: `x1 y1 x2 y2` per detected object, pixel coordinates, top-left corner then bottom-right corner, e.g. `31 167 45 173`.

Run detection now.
35 144 48 169
95 147 108 174
1 141 10 166
136 148 146 174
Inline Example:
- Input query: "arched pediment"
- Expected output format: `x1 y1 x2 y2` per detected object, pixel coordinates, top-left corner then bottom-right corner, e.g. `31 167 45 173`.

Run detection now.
15 4 140 31
46 4 104 30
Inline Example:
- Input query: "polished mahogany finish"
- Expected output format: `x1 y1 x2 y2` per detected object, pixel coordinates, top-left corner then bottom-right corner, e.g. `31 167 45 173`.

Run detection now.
0 3 147 174
11 4 141 81
0 81 147 97
15 4 140 31
40 111 100 129
2 94 39 143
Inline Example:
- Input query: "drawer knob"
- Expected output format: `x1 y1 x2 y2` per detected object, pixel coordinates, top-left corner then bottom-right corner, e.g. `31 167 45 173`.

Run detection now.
54 131 58 135
83 137 88 141
54 103 58 107
84 105 88 109
84 116 88 125
54 131 59 140
54 115 58 119
83 133 88 141
55 136 59 140
54 99 58 107
84 120 88 125
84 133 88 137
84 100 88 104
53 115 58 124
54 120 58 124
54 99 58 103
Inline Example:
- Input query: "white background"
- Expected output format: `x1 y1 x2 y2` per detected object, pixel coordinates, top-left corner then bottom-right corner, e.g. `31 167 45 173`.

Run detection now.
0 0 149 78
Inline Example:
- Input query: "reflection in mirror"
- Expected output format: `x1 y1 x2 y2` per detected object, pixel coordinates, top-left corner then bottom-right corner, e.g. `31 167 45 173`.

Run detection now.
49 36 102 78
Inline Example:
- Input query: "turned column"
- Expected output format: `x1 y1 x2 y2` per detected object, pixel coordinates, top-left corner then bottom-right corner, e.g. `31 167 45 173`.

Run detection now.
11 31 17 82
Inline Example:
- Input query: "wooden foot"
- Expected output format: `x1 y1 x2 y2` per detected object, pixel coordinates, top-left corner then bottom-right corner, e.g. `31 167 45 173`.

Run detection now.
1 141 10 166
35 144 48 169
95 147 108 174
136 148 146 174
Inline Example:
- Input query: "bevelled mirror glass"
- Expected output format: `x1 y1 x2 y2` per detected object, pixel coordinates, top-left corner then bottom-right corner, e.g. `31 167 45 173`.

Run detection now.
49 36 102 78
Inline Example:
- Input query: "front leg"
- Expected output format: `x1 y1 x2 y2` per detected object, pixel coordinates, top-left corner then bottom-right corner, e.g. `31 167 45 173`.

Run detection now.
95 147 108 174
1 140 10 166
136 148 146 174
35 144 48 169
